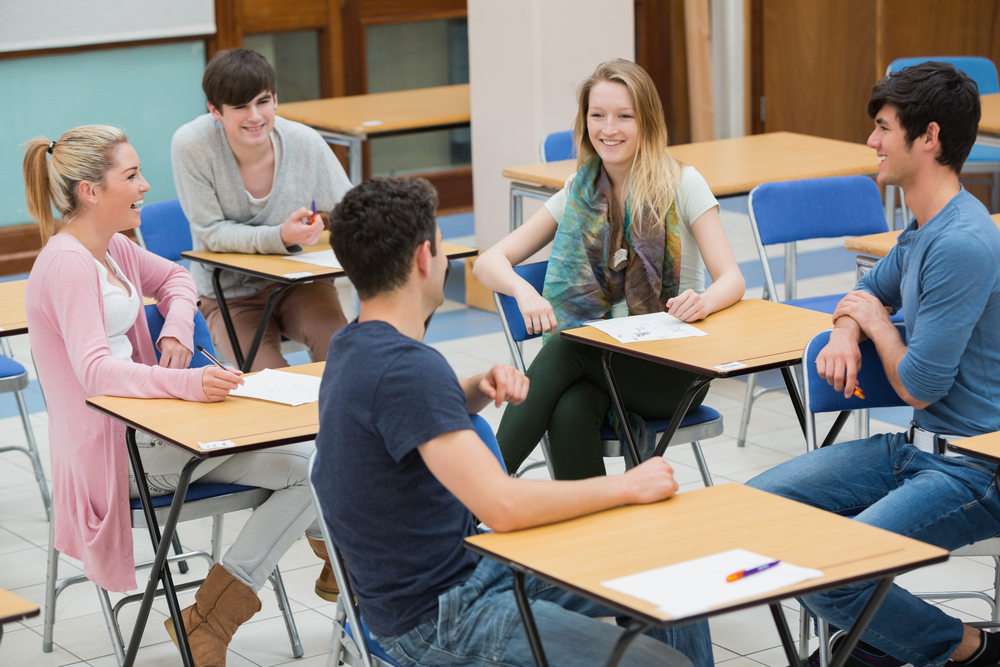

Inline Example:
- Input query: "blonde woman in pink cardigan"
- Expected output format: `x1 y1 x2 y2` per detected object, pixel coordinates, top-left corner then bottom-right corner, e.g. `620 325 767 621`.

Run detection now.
23 125 334 666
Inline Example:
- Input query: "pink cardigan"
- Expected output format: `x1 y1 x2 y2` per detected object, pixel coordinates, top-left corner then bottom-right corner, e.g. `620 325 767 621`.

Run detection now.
26 233 209 592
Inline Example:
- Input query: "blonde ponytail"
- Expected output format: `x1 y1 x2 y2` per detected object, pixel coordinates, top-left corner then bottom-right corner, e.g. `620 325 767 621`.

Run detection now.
22 125 129 245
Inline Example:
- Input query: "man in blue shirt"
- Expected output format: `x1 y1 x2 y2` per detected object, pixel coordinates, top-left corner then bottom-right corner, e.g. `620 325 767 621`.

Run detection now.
749 62 1000 667
312 177 711 667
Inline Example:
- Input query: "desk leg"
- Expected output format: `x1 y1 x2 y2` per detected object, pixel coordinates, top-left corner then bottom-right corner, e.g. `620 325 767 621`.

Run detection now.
348 137 363 186
241 283 295 373
605 619 649 667
781 367 807 438
212 268 244 371
771 603 802 667
829 577 894 667
512 570 549 667
600 350 642 466
509 182 558 232
123 428 202 667
651 376 713 460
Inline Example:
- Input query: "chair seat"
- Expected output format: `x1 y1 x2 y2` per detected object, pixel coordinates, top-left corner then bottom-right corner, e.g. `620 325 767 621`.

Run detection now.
967 143 1000 164
129 483 271 529
952 537 1000 557
0 354 28 392
0 354 26 378
129 483 257 510
345 619 401 666
786 294 904 323
599 405 722 441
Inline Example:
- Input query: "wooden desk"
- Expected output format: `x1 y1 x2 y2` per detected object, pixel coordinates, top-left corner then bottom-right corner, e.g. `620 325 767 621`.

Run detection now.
0 587 40 645
845 213 1000 280
503 132 879 230
278 84 471 184
182 233 477 371
561 299 832 462
0 279 28 338
86 363 325 667
466 483 948 667
948 430 1000 463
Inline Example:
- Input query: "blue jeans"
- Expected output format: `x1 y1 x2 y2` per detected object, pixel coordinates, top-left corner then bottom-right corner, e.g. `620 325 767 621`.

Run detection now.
747 433 1000 667
375 557 712 667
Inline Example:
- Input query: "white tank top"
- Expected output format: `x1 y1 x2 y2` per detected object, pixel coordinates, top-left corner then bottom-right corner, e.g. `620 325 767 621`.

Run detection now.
96 254 141 362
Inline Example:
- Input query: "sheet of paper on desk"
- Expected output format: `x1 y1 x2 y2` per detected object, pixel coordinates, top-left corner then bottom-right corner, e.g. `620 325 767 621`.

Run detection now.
584 312 707 344
230 369 321 406
283 249 342 269
602 549 822 618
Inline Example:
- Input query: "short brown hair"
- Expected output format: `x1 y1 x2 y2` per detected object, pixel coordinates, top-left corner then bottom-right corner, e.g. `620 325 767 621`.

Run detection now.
202 48 276 110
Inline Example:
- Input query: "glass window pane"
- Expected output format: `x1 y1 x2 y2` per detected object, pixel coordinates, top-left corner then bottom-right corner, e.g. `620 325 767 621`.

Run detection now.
244 30 321 103
366 18 469 176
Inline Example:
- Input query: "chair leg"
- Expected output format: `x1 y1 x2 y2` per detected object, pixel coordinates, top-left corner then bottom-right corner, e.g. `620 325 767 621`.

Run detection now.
96 584 126 667
43 519 59 652
172 533 189 574
689 441 713 487
798 604 811 660
269 566 305 658
328 596 347 667
211 515 224 563
14 386 52 521
992 556 1000 623
818 620 832 667
737 373 758 447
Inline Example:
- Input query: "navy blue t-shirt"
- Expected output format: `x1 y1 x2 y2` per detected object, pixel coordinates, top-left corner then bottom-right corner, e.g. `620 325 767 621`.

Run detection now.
312 320 481 637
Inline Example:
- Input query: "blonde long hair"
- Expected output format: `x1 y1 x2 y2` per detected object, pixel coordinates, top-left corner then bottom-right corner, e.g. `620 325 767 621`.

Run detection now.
23 125 129 245
573 59 683 232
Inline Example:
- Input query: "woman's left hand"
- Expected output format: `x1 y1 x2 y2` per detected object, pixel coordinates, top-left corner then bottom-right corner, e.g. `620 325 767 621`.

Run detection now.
158 337 193 369
666 290 710 322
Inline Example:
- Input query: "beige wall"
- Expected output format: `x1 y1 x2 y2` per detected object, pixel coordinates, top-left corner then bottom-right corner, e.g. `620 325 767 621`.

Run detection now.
467 0 634 253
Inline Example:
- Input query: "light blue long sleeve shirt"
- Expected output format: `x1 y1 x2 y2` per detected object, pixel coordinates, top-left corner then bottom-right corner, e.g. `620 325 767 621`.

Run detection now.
859 189 1000 436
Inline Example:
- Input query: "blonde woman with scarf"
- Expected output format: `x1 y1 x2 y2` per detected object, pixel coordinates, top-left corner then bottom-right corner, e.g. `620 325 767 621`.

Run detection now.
475 59 745 481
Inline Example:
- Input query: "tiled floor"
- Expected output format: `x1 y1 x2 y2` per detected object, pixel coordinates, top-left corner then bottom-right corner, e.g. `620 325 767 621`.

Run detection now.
1 204 996 666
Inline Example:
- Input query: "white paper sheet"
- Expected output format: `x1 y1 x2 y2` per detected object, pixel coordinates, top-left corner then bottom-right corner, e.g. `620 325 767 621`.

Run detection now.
585 312 708 344
230 369 321 406
283 249 343 270
602 549 823 618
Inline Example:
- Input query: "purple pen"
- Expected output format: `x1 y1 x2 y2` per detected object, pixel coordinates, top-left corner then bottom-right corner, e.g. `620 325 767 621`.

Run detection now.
307 200 316 225
726 560 780 583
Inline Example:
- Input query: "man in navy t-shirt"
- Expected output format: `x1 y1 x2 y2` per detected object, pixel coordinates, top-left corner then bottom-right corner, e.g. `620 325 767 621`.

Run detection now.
312 177 711 667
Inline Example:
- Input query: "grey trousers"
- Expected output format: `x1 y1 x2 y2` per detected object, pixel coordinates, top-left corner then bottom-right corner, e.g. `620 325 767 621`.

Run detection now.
129 436 321 592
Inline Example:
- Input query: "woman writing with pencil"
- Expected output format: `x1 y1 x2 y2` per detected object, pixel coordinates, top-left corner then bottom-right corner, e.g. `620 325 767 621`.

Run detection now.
475 59 745 481
23 125 335 666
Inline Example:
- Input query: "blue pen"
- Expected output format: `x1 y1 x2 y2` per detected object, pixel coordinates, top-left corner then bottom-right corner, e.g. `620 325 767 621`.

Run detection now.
726 560 780 583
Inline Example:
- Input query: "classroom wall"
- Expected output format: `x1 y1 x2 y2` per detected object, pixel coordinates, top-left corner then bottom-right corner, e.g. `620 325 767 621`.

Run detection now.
1 42 208 229
466 0 634 266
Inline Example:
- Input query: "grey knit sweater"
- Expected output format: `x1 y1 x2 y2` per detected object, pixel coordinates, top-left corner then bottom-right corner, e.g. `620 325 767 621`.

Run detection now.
171 114 352 299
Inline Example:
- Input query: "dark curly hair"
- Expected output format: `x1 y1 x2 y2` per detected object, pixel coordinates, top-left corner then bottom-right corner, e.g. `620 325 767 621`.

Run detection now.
330 178 439 299
868 61 981 174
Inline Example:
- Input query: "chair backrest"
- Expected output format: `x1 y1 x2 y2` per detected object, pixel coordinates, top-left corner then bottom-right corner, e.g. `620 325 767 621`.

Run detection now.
144 304 215 368
492 261 548 374
137 199 193 262
539 130 576 163
887 57 999 95
801 325 909 450
748 176 888 301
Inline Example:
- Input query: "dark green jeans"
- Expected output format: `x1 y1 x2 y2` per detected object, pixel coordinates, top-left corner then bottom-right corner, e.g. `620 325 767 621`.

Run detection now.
497 333 709 480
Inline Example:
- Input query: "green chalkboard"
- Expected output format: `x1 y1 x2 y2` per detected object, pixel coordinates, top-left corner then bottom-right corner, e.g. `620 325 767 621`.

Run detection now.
2 41 207 228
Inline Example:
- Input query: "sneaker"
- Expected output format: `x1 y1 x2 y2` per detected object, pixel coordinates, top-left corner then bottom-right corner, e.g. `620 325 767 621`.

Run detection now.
801 636 905 667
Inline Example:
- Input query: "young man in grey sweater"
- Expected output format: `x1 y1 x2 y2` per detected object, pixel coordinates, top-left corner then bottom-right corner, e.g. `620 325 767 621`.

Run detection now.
171 48 352 374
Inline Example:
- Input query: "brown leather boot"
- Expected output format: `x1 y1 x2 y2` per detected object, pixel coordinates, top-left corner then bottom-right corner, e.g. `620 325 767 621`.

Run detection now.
164 563 261 667
307 535 340 602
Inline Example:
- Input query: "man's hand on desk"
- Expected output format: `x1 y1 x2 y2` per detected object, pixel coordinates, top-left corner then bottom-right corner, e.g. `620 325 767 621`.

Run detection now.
280 206 324 247
621 458 679 504
201 366 244 402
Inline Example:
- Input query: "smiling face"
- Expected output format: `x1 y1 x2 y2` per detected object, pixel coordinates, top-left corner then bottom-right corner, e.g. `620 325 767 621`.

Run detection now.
93 143 149 232
209 90 277 150
587 80 640 170
868 103 918 188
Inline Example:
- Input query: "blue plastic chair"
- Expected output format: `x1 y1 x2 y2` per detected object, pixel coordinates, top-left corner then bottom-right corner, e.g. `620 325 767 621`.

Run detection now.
800 326 1000 665
539 130 576 162
737 175 900 448
0 341 51 520
136 199 193 263
493 261 719 484
887 57 1000 215
42 306 303 664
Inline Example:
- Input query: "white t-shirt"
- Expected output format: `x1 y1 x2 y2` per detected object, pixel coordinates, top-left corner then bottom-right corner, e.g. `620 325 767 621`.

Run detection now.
96 253 141 362
543 166 719 302
246 131 283 217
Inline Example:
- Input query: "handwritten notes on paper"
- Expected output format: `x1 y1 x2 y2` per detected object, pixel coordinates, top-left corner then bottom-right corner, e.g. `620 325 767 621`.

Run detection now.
230 369 321 406
602 549 823 618
585 312 708 344
283 249 343 270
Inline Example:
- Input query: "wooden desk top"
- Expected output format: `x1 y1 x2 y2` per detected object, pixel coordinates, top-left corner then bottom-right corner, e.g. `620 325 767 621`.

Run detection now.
503 132 877 197
948 430 1000 463
466 483 947 624
183 233 477 282
980 94 1000 136
277 84 470 137
0 279 28 338
87 363 325 459
845 213 1000 258
0 587 40 625
560 299 832 378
